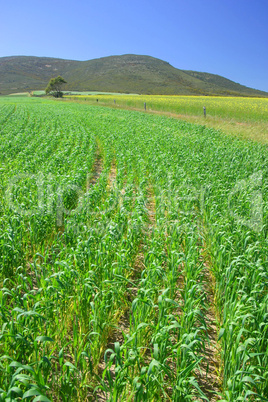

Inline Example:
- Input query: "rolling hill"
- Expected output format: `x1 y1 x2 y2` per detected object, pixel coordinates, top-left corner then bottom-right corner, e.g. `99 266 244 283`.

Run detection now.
0 54 267 97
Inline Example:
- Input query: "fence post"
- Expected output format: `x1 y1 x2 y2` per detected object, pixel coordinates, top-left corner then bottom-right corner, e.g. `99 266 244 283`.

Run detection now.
144 102 146 111
203 106 206 118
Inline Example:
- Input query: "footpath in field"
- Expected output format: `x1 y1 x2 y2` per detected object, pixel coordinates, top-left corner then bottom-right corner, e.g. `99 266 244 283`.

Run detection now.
195 245 221 401
87 141 104 189
96 179 157 400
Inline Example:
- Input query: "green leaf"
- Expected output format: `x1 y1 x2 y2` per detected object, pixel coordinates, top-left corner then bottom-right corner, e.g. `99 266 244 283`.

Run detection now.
147 359 160 377
9 361 23 368
32 396 51 402
136 322 149 331
218 327 225 340
23 388 42 398
153 343 159 360
34 336 54 343
6 387 23 396
63 362 78 371
242 376 255 384
189 378 209 401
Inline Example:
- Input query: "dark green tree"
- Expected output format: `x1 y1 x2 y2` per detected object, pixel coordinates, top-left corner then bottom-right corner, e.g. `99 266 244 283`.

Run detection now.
45 76 67 98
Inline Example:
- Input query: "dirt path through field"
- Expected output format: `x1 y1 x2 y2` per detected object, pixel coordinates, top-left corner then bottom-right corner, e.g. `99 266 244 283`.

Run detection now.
108 161 116 188
87 141 103 189
104 183 156 345
194 245 222 401
96 182 157 399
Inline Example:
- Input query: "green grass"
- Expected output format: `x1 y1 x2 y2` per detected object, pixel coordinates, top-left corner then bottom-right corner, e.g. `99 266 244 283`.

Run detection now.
0 97 267 401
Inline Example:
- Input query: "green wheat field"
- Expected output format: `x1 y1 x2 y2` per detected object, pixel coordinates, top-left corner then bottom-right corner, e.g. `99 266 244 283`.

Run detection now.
0 96 267 401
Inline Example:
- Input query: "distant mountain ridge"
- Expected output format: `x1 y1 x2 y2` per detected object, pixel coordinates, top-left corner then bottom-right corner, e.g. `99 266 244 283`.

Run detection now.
0 54 267 97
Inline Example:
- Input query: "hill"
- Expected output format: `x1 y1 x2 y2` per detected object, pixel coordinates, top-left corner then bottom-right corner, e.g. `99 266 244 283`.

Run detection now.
0 54 267 97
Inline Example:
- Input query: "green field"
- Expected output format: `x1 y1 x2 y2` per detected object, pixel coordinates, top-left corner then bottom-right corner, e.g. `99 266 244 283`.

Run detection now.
0 97 267 401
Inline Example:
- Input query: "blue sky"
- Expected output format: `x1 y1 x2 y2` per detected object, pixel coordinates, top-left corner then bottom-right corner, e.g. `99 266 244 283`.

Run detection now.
1 0 267 92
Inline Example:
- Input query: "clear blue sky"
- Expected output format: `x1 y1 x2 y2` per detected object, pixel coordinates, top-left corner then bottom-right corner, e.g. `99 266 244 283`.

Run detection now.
1 0 267 92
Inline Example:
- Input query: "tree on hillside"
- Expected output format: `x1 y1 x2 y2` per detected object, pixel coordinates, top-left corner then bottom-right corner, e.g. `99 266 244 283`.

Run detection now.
45 76 67 98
